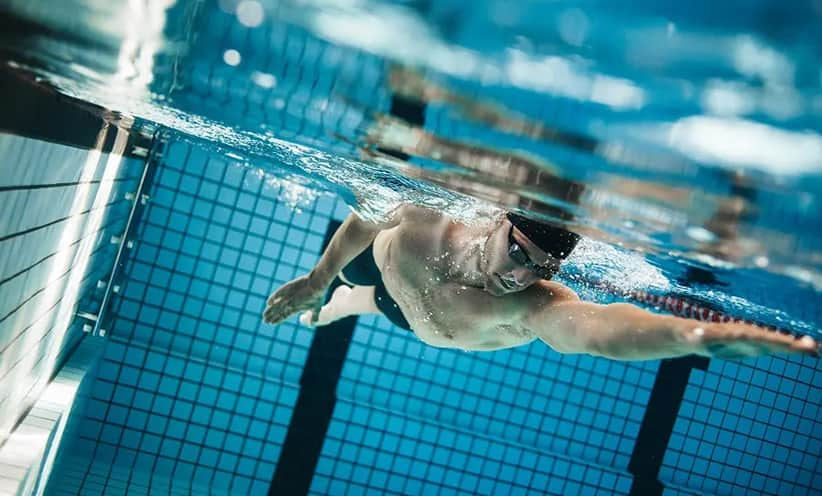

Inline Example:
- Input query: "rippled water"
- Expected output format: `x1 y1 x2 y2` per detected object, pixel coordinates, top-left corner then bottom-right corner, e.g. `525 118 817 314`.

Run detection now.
1 0 820 333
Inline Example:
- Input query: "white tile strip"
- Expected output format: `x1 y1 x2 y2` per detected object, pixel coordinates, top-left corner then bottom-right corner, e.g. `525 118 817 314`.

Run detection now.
0 336 102 496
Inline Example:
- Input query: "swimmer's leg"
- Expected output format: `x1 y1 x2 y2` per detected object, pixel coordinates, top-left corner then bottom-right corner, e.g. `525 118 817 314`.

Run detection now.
300 284 381 326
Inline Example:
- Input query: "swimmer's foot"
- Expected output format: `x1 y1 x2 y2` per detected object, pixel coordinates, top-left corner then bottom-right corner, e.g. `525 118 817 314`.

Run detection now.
299 285 355 327
685 323 820 359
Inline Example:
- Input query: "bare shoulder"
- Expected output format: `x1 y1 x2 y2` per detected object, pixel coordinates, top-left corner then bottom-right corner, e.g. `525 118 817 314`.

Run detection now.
523 280 581 306
394 204 449 223
388 205 452 244
437 280 579 324
370 206 444 268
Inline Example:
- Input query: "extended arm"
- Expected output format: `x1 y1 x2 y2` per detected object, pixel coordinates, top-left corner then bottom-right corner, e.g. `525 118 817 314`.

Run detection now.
524 285 818 360
263 209 404 325
444 280 818 359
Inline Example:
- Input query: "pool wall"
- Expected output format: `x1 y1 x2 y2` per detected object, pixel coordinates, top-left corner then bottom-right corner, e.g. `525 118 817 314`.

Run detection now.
37 132 820 496
0 120 145 448
0 2 818 494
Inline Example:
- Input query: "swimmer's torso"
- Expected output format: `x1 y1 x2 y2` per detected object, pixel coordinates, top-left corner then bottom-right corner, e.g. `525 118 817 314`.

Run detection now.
372 207 536 350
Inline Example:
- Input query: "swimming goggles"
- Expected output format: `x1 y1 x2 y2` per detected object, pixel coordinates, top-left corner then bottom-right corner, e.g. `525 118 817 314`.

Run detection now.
508 226 561 280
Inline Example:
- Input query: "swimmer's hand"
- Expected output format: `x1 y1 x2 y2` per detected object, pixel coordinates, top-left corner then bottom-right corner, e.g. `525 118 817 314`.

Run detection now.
263 275 326 325
685 323 820 359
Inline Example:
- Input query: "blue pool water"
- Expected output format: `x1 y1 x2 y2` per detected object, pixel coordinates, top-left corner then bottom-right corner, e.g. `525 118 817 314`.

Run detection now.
0 1 819 495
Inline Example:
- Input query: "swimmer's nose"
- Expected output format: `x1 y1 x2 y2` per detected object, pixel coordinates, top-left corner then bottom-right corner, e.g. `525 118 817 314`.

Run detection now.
503 267 536 289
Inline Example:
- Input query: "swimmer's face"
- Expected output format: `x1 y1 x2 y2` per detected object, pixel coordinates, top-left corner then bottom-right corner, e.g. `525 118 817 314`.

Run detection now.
484 217 559 295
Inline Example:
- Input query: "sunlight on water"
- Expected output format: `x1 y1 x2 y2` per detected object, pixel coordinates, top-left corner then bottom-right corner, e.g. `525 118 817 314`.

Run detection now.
282 0 649 111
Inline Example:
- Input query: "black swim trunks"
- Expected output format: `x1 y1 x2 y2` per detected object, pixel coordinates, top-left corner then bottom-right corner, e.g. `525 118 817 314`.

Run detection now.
341 244 412 331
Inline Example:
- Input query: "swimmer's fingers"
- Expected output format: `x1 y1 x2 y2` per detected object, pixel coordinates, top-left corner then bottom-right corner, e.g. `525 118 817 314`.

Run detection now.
699 323 819 358
266 280 296 307
263 297 320 325
263 275 326 325
263 300 294 325
263 305 282 325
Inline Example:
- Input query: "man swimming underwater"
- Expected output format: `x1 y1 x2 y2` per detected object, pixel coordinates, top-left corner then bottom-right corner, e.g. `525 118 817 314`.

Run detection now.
263 205 818 361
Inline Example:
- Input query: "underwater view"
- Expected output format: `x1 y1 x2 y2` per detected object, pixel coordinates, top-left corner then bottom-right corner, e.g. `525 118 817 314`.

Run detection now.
0 0 819 494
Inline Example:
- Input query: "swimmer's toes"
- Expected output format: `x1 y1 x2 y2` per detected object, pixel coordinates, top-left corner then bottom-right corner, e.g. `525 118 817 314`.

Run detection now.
300 310 328 327
299 311 315 327
301 309 332 327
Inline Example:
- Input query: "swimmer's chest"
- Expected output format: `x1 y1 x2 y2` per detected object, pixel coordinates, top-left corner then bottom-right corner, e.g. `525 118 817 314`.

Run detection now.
373 219 527 349
378 257 529 349
401 297 532 350
372 219 452 282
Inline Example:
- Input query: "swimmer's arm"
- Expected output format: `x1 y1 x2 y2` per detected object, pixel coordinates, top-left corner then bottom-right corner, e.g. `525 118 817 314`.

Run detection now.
527 298 702 359
310 209 404 287
522 283 818 360
431 281 816 359
264 209 406 325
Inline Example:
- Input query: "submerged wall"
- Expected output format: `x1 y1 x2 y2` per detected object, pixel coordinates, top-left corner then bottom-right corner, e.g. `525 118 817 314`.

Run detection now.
0 126 145 447
44 133 651 494
39 1 821 494
44 131 822 496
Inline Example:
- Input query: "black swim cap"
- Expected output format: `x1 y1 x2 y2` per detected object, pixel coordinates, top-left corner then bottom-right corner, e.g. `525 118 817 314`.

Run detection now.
506 212 581 260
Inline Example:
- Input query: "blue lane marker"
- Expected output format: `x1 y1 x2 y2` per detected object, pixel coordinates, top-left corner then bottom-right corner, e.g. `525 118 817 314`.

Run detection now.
268 220 358 496
628 355 709 495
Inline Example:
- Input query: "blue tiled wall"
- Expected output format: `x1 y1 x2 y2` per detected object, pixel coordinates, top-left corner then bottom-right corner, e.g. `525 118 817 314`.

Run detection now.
335 314 656 471
660 355 820 496
166 1 390 160
46 134 655 494
39 0 821 493
0 130 144 446
45 132 821 495
46 136 336 494
311 399 632 495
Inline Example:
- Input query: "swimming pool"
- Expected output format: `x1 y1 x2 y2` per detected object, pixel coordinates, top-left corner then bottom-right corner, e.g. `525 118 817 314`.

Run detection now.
0 1 819 495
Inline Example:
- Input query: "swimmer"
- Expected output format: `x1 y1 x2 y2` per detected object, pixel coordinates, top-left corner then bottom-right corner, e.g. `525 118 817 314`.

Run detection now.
263 206 819 360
